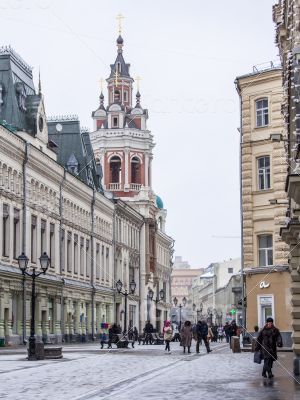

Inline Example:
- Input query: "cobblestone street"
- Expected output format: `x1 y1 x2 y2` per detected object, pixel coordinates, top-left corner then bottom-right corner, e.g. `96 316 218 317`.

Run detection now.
0 342 299 400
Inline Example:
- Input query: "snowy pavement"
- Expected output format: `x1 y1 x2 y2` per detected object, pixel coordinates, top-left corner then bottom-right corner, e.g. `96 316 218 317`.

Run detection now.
0 342 299 400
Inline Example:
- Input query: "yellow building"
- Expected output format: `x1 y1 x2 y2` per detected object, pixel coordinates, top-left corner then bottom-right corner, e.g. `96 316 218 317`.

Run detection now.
236 64 292 345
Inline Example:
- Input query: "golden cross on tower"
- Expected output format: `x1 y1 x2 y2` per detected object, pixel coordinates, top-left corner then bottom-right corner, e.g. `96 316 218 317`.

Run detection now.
116 13 124 35
99 78 104 92
114 70 120 87
135 75 141 91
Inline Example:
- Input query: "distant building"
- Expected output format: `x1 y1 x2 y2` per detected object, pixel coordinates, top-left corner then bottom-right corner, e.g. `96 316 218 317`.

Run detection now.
173 256 190 270
192 258 241 324
171 264 203 324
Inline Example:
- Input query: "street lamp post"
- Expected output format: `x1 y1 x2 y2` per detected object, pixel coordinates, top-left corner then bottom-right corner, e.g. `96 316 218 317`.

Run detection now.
148 288 165 330
116 279 136 335
18 252 50 361
173 296 186 330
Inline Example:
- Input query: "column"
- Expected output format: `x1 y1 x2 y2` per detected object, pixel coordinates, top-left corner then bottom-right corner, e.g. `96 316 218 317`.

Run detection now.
0 292 4 338
102 303 107 323
87 303 92 335
35 295 42 338
124 148 129 188
54 297 62 337
144 153 149 187
17 293 23 336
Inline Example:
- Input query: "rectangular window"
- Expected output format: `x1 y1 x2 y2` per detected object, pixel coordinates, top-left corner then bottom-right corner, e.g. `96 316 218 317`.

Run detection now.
13 208 20 260
101 245 105 281
50 223 55 268
31 215 37 263
256 98 269 127
74 234 78 274
113 116 118 128
96 243 100 280
86 239 90 277
41 219 46 255
257 156 270 190
61 229 65 271
129 266 134 283
129 305 136 329
67 231 72 273
258 235 273 267
123 91 128 102
106 247 109 282
80 237 84 276
3 204 10 257
228 267 233 274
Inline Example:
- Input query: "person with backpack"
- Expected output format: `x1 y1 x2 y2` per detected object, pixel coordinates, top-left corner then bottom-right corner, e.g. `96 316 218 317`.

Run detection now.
195 320 212 354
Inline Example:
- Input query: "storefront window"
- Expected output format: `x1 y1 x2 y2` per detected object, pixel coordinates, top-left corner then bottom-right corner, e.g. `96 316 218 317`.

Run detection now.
258 295 273 327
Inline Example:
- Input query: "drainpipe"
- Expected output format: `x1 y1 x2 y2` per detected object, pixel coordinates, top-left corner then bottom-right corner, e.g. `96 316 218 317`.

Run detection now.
59 170 66 338
235 79 246 334
22 142 29 344
91 190 95 340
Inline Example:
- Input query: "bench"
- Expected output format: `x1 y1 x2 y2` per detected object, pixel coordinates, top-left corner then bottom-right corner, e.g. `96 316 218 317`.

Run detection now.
44 346 63 359
102 334 134 349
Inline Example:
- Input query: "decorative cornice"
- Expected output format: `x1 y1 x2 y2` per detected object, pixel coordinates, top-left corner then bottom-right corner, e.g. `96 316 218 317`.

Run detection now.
47 115 79 122
0 46 33 74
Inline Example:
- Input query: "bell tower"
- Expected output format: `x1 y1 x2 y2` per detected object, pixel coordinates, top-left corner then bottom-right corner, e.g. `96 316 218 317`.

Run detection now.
90 31 154 199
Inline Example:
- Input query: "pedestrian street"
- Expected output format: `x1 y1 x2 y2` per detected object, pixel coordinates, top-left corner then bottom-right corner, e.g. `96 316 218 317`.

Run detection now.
0 342 299 400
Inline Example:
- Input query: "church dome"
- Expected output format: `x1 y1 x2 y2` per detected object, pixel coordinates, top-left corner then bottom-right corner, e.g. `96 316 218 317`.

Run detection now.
156 195 164 209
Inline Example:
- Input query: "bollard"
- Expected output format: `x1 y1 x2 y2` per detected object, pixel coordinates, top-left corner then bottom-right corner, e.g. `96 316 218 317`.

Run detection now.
231 336 241 353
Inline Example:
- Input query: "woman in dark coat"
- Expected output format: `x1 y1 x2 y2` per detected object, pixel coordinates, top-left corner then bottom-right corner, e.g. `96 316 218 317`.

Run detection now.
180 320 193 353
255 317 283 378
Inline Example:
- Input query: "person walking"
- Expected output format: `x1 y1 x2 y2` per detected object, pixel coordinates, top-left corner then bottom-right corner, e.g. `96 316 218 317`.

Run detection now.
228 320 237 347
197 320 212 354
217 325 224 342
144 320 154 345
255 317 283 379
163 320 173 353
180 320 193 353
224 322 230 343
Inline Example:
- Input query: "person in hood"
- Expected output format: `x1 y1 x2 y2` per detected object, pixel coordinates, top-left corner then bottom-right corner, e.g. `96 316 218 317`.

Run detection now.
255 317 283 379
163 320 173 353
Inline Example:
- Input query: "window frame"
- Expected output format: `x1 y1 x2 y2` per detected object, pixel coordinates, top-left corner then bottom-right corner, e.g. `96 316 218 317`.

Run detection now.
256 98 269 128
257 156 271 191
258 234 273 267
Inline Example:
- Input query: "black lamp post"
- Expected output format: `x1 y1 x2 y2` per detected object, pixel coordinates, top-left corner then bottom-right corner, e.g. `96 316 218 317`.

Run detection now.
148 288 165 330
173 296 186 330
116 279 136 335
207 307 213 325
18 252 50 360
193 302 204 321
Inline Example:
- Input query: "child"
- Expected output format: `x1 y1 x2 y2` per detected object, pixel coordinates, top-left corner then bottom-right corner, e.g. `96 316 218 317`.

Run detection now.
99 329 107 349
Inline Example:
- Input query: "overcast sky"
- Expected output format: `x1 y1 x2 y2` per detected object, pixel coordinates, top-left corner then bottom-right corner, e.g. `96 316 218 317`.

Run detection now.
1 0 279 268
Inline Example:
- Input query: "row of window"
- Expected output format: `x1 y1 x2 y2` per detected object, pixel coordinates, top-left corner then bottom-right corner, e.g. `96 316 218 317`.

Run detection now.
2 203 111 281
110 156 141 184
116 217 140 249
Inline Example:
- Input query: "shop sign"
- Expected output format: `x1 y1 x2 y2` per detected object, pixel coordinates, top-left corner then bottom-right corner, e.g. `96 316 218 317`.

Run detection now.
259 281 270 289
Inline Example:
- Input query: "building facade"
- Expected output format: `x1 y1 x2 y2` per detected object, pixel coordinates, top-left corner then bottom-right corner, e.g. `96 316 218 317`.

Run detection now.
171 265 203 323
274 0 300 372
90 34 174 332
192 259 241 324
0 38 173 345
236 64 292 345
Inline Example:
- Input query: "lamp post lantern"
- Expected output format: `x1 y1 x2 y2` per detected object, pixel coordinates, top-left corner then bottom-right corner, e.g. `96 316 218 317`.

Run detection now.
173 296 187 330
116 279 136 334
148 288 165 330
18 252 50 360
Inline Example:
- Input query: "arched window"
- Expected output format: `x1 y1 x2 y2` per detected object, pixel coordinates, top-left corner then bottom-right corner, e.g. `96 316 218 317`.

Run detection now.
110 156 121 183
131 156 140 184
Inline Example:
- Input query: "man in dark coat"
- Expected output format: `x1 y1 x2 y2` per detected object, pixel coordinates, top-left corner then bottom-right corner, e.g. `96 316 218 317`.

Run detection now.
195 320 211 354
228 320 238 347
144 321 154 344
255 317 283 378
